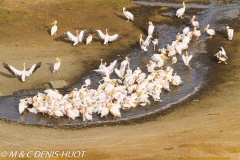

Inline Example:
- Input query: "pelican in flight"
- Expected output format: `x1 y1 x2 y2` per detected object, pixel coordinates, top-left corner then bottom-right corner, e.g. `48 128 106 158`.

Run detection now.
60 30 90 46
94 29 121 46
51 20 57 36
53 57 62 73
204 24 215 38
148 21 155 36
123 7 134 22
182 51 192 68
176 2 186 19
226 26 234 40
3 62 41 82
86 33 93 45
191 15 199 29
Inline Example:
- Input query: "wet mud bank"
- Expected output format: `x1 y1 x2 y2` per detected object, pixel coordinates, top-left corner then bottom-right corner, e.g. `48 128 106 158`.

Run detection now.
0 0 240 128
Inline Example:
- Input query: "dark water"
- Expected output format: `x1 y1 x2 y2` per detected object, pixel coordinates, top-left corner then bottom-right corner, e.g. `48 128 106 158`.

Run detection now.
0 0 239 128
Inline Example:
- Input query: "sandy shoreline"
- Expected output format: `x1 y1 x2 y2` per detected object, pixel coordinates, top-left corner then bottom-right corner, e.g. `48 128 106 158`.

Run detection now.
1 0 240 159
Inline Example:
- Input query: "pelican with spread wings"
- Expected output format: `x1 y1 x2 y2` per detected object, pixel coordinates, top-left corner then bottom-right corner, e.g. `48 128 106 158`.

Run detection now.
3 62 41 82
94 29 121 46
60 30 90 46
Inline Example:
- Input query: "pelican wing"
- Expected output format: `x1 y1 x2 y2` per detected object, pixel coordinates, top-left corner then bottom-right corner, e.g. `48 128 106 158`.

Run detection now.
3 63 22 76
51 25 57 36
94 30 106 40
187 55 193 62
108 34 121 42
124 11 134 21
220 47 228 59
182 55 187 65
78 30 90 42
25 62 41 77
176 8 185 17
107 60 117 72
60 31 76 42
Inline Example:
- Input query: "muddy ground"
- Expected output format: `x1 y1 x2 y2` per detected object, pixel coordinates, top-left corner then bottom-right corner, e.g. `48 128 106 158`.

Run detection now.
1 0 240 159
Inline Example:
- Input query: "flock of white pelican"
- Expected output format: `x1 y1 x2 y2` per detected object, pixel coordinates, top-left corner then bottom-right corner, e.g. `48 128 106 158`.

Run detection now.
1 3 233 123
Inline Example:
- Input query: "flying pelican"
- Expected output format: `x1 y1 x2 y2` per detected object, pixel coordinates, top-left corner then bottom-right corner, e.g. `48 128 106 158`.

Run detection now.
182 51 192 68
123 7 134 22
204 24 215 38
86 33 93 45
94 29 121 46
53 57 62 73
193 27 201 40
176 2 186 19
226 26 234 40
51 20 57 36
148 21 155 36
3 62 41 82
60 30 90 46
191 15 199 29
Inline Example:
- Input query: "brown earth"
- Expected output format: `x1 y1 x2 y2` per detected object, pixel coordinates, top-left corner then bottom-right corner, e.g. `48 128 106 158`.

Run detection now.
0 0 240 159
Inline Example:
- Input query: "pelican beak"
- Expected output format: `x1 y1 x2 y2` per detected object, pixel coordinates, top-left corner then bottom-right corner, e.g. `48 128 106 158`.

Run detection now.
51 21 56 25
137 36 141 39
59 58 62 61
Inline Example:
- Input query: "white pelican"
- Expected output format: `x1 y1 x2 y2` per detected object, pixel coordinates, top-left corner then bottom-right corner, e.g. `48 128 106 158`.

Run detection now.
172 56 177 64
51 20 57 36
86 34 93 45
94 29 121 46
53 57 62 73
176 2 186 19
123 7 134 22
19 99 28 114
3 62 41 82
94 59 117 78
226 26 234 40
158 47 167 54
148 21 155 36
191 15 199 28
182 51 192 68
204 24 215 38
183 27 190 36
193 27 201 40
60 30 90 46
138 34 147 52
214 47 228 64
152 39 158 51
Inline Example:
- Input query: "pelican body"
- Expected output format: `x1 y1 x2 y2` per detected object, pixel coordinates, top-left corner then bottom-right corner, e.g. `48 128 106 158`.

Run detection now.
51 20 57 36
86 34 93 45
53 57 62 73
123 7 134 21
60 30 90 46
94 29 121 46
3 62 41 82
148 21 155 36
226 26 234 40
176 2 186 19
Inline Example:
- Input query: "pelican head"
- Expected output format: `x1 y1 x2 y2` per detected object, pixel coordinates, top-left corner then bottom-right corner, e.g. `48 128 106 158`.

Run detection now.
137 34 142 39
56 57 62 61
23 62 26 67
149 21 152 25
191 15 195 22
204 24 209 32
123 7 126 12
125 57 130 61
226 26 229 30
51 20 57 25
183 2 186 8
